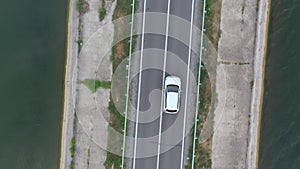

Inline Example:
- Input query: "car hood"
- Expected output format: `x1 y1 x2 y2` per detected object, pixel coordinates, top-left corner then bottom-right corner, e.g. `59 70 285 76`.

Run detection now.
165 76 181 88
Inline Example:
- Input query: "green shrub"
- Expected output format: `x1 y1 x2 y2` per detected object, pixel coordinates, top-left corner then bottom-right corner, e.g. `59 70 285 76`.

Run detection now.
99 7 107 21
242 2 246 14
69 137 76 158
76 0 84 13
70 161 75 169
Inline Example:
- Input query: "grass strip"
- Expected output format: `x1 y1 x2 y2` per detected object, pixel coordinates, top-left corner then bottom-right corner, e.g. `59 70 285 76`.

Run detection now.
204 0 222 49
105 0 138 168
185 65 212 169
185 0 223 168
82 79 111 93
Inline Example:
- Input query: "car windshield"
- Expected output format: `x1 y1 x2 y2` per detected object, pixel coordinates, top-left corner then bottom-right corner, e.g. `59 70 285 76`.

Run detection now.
167 85 179 92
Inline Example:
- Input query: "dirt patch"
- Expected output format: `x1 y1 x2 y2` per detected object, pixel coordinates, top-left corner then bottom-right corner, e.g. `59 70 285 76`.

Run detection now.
115 42 125 59
82 2 90 14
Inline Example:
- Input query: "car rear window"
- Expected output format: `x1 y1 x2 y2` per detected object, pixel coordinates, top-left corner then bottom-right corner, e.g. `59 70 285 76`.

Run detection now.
166 109 177 112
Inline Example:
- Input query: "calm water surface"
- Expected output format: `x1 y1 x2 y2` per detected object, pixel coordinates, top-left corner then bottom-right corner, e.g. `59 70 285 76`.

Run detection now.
0 0 68 168
259 0 300 168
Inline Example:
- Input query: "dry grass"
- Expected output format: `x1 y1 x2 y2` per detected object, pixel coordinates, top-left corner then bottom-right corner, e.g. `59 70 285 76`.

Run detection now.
186 66 212 169
205 0 222 49
194 66 213 169
105 97 124 169
115 42 125 59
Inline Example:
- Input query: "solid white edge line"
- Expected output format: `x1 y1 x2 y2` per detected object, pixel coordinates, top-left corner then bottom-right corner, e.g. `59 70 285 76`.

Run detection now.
156 0 171 168
191 0 207 168
132 0 147 168
121 0 136 168
180 0 195 168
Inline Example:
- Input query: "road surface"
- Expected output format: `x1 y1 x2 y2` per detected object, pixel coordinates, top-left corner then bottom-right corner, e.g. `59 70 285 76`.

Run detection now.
132 0 196 168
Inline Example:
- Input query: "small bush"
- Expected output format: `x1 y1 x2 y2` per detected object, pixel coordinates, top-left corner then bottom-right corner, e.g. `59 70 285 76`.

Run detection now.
76 0 84 13
104 152 122 168
99 7 107 21
76 39 83 45
70 161 75 169
76 0 89 15
69 137 76 158
242 2 246 14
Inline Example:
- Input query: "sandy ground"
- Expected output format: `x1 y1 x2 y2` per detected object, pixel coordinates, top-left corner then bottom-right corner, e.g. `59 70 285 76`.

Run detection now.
60 0 116 169
212 0 270 168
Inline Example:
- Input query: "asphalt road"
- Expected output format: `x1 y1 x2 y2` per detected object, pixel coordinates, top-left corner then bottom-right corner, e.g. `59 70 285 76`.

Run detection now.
133 0 195 168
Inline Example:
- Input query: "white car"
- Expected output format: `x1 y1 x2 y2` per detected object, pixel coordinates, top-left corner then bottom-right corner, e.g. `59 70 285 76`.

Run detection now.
163 76 181 114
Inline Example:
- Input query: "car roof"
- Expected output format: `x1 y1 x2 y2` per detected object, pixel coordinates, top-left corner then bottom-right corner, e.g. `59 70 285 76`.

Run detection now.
166 92 179 111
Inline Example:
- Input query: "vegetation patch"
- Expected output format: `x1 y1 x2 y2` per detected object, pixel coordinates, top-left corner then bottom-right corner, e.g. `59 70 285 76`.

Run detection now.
87 147 91 167
70 161 75 169
185 65 212 169
99 0 107 21
105 151 122 168
105 98 125 169
250 80 254 90
195 66 213 168
185 0 223 168
76 39 83 54
99 7 107 21
104 0 138 168
111 0 138 71
76 0 90 15
113 0 138 20
242 1 246 15
204 0 222 49
69 137 76 169
219 61 250 65
82 79 111 93
70 137 76 158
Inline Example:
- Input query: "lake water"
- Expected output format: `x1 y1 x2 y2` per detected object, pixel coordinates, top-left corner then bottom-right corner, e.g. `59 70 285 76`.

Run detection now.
0 0 68 168
258 0 300 168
